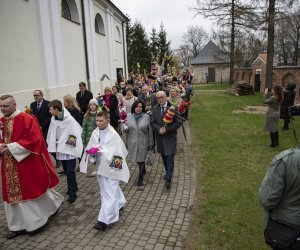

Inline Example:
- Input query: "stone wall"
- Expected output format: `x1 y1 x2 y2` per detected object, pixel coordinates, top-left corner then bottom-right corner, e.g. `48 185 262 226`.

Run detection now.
234 65 300 97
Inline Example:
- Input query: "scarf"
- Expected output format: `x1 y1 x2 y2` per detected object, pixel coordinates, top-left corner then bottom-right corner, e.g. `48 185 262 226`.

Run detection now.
134 113 143 124
104 94 111 109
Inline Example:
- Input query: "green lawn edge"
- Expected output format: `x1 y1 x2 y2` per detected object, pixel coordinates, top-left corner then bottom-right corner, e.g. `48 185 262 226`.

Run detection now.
186 86 298 249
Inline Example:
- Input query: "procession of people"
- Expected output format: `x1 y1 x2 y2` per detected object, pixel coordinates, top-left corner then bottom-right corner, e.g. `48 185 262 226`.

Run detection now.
0 62 193 239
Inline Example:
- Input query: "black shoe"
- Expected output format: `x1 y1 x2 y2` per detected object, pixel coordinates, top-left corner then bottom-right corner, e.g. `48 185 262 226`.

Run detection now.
7 230 27 239
55 160 62 168
137 175 143 186
57 170 65 175
163 175 167 180
93 221 107 231
119 207 124 212
68 196 77 204
165 181 171 189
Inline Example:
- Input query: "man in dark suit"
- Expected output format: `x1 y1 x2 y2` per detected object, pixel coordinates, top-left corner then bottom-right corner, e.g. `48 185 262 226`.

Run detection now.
151 91 182 189
30 90 51 141
76 82 93 116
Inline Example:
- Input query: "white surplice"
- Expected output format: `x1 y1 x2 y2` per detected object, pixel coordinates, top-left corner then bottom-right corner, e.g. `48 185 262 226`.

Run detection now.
47 109 83 158
80 125 129 224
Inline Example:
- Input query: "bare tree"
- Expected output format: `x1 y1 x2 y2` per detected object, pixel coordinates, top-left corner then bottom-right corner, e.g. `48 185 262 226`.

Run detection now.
181 25 209 58
274 6 300 65
173 45 193 68
264 0 295 88
264 0 276 89
192 0 260 84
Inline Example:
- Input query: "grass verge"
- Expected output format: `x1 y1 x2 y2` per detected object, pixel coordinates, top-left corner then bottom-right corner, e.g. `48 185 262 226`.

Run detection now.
192 83 232 90
187 87 297 249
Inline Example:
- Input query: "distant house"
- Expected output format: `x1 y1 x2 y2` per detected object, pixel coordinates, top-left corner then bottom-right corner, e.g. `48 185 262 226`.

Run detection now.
190 40 230 83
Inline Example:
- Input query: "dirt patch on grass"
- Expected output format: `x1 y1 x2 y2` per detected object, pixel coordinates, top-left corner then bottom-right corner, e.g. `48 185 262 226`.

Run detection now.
233 105 267 114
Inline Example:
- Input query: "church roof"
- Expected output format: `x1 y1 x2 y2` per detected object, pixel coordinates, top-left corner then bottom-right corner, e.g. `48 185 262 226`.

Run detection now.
190 40 230 65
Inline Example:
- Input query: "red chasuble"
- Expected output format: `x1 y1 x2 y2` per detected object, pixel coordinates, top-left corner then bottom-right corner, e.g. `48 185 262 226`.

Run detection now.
0 112 59 204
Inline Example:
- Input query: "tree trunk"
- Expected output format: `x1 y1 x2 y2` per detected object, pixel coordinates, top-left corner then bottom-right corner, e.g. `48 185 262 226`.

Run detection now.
229 0 235 84
265 0 275 89
293 15 300 65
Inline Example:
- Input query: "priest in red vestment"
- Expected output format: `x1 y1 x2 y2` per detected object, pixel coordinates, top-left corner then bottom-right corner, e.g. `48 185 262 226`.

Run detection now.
0 94 63 239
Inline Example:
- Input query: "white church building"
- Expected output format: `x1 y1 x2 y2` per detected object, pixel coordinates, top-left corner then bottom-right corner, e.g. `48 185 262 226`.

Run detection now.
0 0 128 108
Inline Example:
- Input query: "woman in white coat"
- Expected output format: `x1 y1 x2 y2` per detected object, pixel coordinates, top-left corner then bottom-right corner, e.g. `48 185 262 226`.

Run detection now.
125 100 153 186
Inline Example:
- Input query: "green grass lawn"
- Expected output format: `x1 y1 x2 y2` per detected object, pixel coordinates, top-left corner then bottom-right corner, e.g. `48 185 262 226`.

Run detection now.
192 83 232 90
187 87 298 249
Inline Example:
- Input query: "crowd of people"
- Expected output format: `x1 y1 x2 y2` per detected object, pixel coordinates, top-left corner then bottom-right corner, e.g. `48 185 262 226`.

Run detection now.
0 63 193 239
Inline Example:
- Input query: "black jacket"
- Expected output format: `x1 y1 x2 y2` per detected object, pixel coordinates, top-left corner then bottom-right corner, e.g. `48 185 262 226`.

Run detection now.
30 99 51 140
66 107 82 126
76 90 93 114
280 83 296 119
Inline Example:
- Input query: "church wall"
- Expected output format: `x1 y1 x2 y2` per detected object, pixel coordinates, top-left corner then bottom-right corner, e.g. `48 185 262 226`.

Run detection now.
60 0 87 88
94 4 110 94
0 0 128 111
114 19 125 73
0 0 45 97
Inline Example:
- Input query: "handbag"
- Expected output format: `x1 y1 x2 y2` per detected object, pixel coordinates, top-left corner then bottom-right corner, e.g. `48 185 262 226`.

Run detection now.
264 217 300 248
146 151 155 166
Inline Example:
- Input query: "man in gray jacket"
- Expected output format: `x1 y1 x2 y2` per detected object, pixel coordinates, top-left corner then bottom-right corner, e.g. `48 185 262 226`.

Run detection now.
259 148 300 249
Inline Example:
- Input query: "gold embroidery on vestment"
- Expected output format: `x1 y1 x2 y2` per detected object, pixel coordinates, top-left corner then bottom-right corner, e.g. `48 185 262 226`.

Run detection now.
4 117 22 203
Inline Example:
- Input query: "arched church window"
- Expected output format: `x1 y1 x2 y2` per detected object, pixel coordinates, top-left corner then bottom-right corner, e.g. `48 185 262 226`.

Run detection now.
115 26 121 43
95 13 105 35
61 0 80 24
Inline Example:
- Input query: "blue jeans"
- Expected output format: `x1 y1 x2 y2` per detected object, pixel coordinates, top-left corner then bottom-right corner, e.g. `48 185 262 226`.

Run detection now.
61 159 78 197
161 154 174 182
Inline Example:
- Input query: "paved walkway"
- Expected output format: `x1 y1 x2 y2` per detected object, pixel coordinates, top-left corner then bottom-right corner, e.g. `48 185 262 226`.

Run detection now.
0 122 195 250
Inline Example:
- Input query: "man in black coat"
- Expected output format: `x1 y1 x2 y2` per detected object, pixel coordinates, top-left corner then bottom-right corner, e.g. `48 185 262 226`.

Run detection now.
30 90 51 141
151 91 182 189
76 82 93 116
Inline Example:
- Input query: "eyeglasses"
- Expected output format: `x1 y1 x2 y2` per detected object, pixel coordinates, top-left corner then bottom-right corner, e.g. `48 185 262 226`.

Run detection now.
157 96 166 99
33 95 40 97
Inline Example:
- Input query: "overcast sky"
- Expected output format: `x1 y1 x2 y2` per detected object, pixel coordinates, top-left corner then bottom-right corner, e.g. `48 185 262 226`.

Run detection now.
110 0 212 50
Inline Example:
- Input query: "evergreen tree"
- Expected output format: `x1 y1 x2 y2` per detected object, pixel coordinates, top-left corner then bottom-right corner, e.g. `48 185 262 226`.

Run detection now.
127 21 151 74
149 28 159 63
157 23 172 74
125 15 132 54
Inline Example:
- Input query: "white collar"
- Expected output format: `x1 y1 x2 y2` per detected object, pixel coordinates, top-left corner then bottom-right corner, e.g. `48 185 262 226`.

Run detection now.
161 102 167 108
37 99 43 105
5 110 20 119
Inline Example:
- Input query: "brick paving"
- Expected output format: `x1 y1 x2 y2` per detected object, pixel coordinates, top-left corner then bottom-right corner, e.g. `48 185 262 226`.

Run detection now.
0 122 195 250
